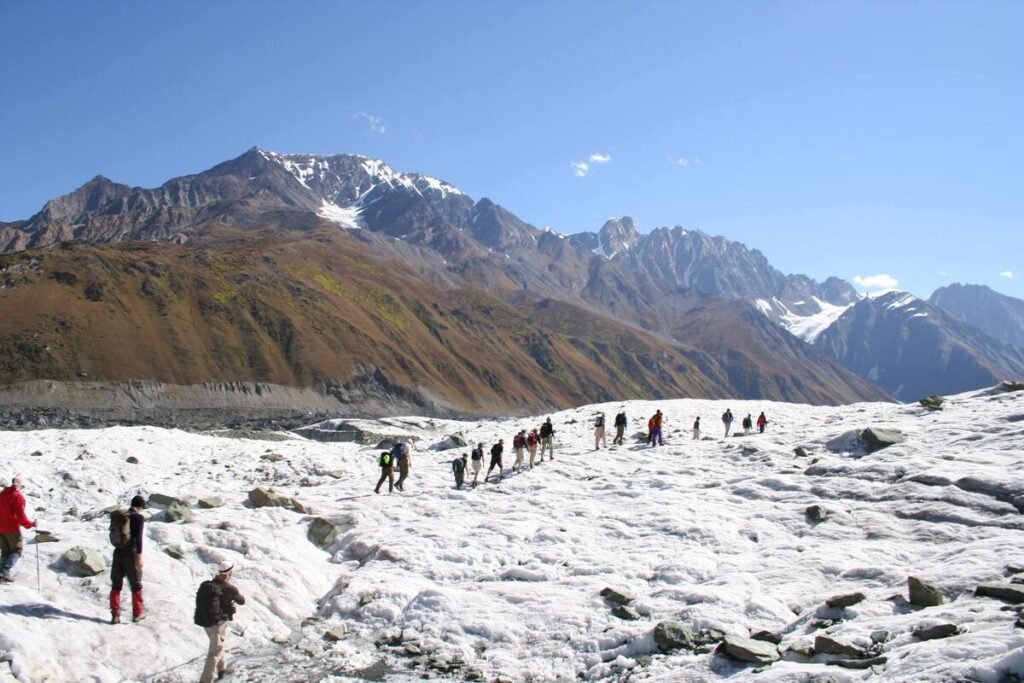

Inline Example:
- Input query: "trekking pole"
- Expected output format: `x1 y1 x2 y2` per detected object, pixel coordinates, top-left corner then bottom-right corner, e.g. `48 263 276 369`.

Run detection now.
35 531 41 592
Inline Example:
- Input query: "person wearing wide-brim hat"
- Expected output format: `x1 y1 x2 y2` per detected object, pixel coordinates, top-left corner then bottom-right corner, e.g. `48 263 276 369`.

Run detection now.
196 562 246 683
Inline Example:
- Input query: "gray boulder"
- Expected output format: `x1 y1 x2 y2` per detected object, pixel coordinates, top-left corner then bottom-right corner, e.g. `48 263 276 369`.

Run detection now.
975 582 1024 604
750 630 782 644
324 625 347 642
1000 381 1024 393
826 592 866 608
248 487 306 513
913 623 960 640
806 505 829 523
308 517 344 549
653 621 695 652
794 446 809 457
600 586 635 606
148 493 188 509
611 605 641 621
814 635 866 658
197 497 224 509
721 634 780 664
60 547 107 576
908 576 943 607
261 452 285 462
861 427 905 453
918 395 944 411
432 434 468 451
164 501 194 523
830 656 887 669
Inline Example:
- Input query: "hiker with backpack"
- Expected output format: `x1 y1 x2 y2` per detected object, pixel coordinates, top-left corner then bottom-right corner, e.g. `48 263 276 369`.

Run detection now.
512 431 527 473
374 451 395 494
539 418 554 461
742 414 753 435
613 411 627 445
486 440 504 482
0 474 36 583
195 562 246 683
722 409 734 437
594 413 607 450
452 453 468 489
526 428 539 468
109 495 146 623
757 412 768 434
393 442 412 492
470 443 484 487
649 410 665 447
692 416 701 440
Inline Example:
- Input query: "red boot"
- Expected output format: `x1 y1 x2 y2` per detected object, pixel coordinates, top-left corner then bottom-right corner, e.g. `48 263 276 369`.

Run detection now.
109 590 121 624
131 589 145 622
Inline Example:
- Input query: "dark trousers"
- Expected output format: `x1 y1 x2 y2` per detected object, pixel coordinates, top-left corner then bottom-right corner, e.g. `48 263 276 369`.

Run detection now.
454 469 465 489
396 459 410 490
487 457 503 480
110 547 143 617
614 425 625 444
375 467 394 493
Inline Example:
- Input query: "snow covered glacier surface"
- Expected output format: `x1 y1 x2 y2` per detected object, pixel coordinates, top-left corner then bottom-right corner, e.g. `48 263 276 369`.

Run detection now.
1 388 1023 682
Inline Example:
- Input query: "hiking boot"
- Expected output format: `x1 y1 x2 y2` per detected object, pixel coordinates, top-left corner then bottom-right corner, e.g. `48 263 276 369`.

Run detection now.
110 614 120 625
0 573 11 583
132 613 146 623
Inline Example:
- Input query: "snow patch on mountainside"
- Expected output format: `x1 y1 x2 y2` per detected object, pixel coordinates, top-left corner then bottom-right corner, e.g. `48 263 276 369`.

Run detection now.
317 200 362 229
780 297 854 342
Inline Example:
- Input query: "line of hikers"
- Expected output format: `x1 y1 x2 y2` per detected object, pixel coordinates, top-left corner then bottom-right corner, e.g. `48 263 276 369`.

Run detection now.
720 409 769 437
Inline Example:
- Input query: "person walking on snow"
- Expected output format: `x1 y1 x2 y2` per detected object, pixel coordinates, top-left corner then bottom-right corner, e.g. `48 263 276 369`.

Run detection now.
393 442 412 492
486 440 505 482
0 474 36 583
109 494 146 623
470 443 484 487
613 411 627 445
539 418 555 461
512 431 527 473
649 410 665 447
594 413 607 450
722 409 734 437
742 414 753 436
195 562 246 683
526 429 539 469
692 417 701 440
757 412 768 434
374 451 395 494
452 454 468 489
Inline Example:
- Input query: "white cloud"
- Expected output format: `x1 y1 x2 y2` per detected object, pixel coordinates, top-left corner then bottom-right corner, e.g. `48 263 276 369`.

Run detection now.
1000 270 1015 279
571 161 590 177
572 152 611 177
668 155 702 167
589 153 611 164
853 273 899 290
353 112 386 134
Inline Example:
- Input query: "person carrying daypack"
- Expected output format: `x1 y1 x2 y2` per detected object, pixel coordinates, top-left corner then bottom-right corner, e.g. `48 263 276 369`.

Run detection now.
486 440 504 482
757 412 768 434
512 431 527 473
0 474 36 583
649 409 664 447
526 429 539 469
470 443 484 488
392 442 412 492
452 454 467 489
742 414 753 435
374 451 395 494
613 412 627 445
594 413 607 450
108 494 146 623
195 562 246 683
722 409 734 437
539 418 555 461
692 416 701 440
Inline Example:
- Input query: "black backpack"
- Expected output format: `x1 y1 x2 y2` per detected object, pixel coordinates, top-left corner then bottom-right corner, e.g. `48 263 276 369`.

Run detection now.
109 510 132 549
452 458 464 473
194 580 226 627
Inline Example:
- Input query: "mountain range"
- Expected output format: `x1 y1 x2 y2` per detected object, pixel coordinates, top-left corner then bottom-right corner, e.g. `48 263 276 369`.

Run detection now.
1 148 1021 414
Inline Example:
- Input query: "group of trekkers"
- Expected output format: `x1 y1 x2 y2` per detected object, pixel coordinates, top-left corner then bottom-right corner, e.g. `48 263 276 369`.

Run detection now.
720 409 769 437
1 478 245 682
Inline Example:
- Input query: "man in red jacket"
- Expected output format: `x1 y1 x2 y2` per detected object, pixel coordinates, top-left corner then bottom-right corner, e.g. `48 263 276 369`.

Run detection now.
0 474 36 583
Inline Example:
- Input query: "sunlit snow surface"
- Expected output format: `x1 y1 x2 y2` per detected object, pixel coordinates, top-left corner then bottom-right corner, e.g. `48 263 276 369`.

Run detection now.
317 201 363 229
2 389 1023 682
781 297 855 342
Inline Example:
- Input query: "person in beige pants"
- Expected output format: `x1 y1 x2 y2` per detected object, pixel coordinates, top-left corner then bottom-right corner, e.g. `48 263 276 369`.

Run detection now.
198 563 246 683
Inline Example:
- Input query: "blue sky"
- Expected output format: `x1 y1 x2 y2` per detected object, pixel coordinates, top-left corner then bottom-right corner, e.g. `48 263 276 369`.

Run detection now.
1 1 1021 299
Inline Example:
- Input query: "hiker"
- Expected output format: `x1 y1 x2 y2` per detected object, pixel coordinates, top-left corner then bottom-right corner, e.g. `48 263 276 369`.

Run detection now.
722 409 734 437
649 410 664 447
393 442 412 492
195 562 246 683
757 412 768 434
742 414 753 435
613 411 627 445
646 414 655 444
539 418 554 461
109 495 146 623
374 451 395 494
452 453 468 490
594 413 607 450
486 440 504 482
526 429 539 468
470 443 484 487
512 430 527 473
692 417 701 440
0 474 36 583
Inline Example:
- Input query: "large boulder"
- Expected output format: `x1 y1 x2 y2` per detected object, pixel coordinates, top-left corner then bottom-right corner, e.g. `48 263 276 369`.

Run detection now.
147 493 188 509
908 576 943 607
806 505 829 523
861 428 905 453
600 587 635 606
197 497 224 509
308 517 350 550
432 434 469 451
611 605 641 621
918 395 944 411
60 547 107 576
814 635 866 658
164 501 194 523
653 621 695 652
913 623 960 640
248 487 306 513
826 592 866 608
975 582 1024 604
721 634 780 664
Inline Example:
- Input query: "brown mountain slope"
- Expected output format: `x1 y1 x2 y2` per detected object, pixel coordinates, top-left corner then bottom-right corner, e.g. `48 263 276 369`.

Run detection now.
0 226 785 414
